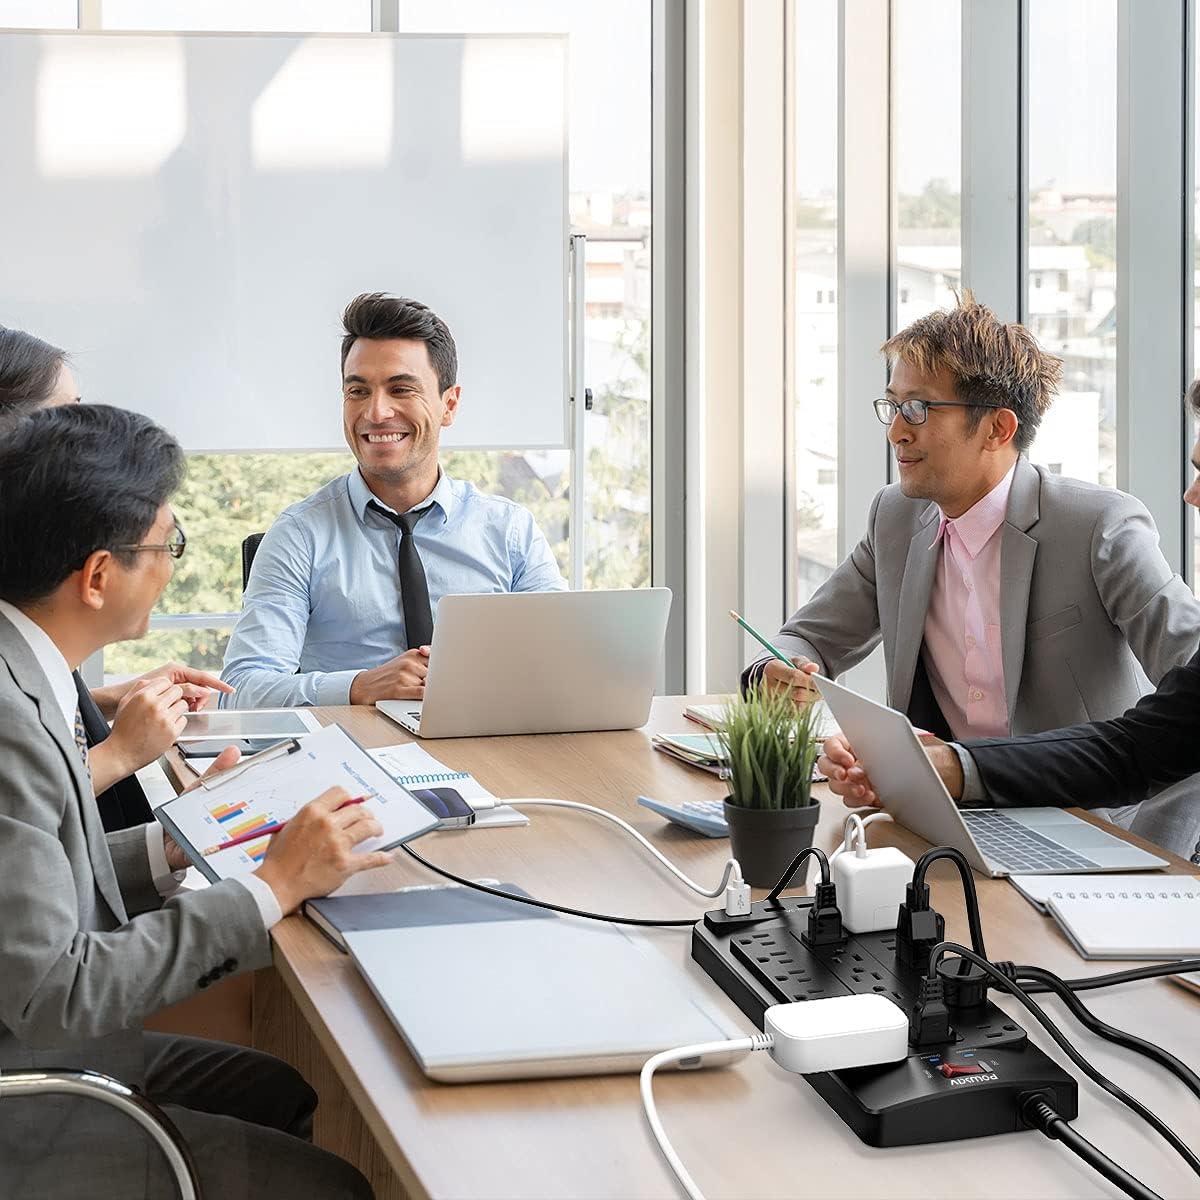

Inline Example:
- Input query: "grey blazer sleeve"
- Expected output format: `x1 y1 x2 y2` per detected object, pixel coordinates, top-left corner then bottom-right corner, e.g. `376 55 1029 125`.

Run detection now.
1090 490 1200 681
0 711 272 1049
743 489 885 687
106 826 160 918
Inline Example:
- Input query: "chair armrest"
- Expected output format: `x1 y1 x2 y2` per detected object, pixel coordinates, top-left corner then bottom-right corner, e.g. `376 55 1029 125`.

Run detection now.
0 1068 200 1199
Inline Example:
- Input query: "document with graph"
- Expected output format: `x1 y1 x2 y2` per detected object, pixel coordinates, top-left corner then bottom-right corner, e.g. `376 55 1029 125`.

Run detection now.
156 723 439 883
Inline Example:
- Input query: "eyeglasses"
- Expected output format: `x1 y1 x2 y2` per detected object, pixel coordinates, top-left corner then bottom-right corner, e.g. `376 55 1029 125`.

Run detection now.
116 519 187 560
873 398 1004 426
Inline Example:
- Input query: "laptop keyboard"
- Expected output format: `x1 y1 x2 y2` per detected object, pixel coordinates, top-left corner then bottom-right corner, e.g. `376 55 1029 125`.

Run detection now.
961 809 1099 871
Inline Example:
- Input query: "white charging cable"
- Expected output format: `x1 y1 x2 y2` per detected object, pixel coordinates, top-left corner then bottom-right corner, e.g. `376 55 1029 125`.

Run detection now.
828 810 893 862
472 797 751 914
642 997 907 1199
640 1034 774 1200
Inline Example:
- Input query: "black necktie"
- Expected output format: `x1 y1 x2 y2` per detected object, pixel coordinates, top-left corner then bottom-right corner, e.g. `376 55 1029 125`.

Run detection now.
369 501 434 649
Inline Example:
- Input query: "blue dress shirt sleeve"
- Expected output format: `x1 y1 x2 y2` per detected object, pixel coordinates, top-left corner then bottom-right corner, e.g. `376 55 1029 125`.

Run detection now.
221 514 362 709
509 509 567 593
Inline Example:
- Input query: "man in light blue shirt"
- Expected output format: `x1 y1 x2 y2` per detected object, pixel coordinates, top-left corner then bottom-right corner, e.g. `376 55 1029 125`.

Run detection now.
222 293 565 709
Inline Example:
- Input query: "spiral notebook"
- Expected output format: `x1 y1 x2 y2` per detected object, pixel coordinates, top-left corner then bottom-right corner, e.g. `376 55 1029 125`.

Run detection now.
1040 877 1200 960
368 743 528 828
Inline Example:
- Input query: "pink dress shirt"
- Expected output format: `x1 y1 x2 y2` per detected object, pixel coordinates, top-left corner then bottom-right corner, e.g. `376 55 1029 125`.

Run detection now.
921 463 1017 740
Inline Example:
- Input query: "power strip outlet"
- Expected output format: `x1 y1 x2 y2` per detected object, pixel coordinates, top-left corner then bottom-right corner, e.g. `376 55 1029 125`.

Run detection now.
693 898 1078 1147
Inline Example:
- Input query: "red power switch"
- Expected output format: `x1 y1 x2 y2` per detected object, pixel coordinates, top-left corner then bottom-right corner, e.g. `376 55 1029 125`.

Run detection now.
939 1063 985 1078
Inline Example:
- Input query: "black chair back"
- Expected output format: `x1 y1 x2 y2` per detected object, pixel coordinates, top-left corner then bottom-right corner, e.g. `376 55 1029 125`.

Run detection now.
241 533 266 592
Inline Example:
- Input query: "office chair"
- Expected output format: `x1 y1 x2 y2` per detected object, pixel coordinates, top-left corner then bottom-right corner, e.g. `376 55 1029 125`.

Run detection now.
240 532 266 592
0 1068 201 1198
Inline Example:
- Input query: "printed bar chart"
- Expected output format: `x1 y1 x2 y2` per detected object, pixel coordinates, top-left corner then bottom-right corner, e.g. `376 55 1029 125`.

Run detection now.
208 798 250 824
226 813 275 840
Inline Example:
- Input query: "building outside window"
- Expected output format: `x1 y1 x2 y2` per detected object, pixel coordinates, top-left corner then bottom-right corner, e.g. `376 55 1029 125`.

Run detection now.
790 0 839 608
1025 0 1117 487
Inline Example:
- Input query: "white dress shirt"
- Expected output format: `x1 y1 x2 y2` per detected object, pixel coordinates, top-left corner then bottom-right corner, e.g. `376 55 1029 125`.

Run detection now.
0 599 281 928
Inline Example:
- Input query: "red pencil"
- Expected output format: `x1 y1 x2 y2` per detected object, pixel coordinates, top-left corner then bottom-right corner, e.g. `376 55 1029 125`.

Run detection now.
202 794 370 856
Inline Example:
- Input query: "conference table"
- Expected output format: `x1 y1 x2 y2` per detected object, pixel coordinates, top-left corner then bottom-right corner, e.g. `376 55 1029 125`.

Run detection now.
168 698 1198 1200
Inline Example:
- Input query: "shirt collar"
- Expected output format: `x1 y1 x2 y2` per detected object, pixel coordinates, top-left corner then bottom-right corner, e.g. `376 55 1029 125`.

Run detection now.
348 466 458 526
0 598 80 737
929 460 1018 559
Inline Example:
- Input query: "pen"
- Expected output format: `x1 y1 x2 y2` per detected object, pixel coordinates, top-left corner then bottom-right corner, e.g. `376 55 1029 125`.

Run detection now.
202 794 370 856
728 609 794 668
198 737 302 791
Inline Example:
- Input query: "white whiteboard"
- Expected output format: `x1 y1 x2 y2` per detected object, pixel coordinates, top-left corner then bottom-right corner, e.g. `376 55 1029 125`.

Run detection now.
0 30 568 451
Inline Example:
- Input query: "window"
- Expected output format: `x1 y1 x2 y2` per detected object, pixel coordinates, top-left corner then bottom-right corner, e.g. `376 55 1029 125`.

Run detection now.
0 0 76 25
790 0 838 608
893 0 962 329
1025 0 1117 487
100 0 651 676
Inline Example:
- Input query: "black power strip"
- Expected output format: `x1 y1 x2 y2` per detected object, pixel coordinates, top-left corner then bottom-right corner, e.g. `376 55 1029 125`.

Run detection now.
693 897 1079 1147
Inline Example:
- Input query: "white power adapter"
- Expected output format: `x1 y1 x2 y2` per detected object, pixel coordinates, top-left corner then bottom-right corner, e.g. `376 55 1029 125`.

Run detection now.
830 813 915 933
765 993 909 1074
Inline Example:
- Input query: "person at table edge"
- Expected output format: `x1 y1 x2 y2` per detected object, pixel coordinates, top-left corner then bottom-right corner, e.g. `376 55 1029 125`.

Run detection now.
220 292 566 710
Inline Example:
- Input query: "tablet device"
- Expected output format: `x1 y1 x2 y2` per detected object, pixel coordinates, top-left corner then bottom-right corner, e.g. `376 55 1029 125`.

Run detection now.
178 708 320 741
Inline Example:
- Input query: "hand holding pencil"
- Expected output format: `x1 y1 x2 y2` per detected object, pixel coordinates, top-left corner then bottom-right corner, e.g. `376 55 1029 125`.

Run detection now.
251 787 394 917
728 610 820 703
203 793 370 856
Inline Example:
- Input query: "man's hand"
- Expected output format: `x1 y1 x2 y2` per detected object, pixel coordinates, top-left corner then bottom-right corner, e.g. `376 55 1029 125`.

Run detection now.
161 746 244 871
92 661 234 719
349 646 431 705
818 734 964 808
88 678 190 792
254 788 394 914
761 655 820 703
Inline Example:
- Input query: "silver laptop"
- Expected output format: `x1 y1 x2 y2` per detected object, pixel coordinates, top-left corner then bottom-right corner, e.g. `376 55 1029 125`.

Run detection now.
376 588 671 738
344 887 745 1082
813 675 1168 877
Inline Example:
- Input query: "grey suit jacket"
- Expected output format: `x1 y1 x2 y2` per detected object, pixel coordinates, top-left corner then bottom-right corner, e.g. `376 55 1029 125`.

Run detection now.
0 613 271 1185
752 456 1200 735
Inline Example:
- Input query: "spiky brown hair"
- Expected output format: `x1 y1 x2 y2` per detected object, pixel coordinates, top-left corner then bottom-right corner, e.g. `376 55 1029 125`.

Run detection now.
1187 378 1200 417
880 291 1062 451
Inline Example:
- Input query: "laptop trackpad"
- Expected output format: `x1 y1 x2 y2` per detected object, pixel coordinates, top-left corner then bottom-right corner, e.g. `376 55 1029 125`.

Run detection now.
1013 808 1124 848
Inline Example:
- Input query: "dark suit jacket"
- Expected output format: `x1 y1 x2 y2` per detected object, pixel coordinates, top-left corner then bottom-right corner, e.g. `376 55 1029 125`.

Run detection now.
72 671 154 832
962 649 1200 811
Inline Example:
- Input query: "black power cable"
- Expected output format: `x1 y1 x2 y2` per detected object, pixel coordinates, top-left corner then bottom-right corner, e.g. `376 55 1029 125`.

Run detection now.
911 846 987 956
765 846 830 903
927 942 1200 1181
1013 965 1200 1102
1019 958 1200 995
399 843 698 928
1021 1097 1162 1200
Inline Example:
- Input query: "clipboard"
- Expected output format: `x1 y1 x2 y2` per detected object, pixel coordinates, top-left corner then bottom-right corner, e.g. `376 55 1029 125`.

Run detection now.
156 723 439 883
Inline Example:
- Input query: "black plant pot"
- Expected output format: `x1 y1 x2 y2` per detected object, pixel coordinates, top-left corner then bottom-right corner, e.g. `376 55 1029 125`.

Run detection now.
723 799 821 888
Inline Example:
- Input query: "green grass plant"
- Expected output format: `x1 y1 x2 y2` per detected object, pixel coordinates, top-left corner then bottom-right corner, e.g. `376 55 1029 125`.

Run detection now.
714 684 822 811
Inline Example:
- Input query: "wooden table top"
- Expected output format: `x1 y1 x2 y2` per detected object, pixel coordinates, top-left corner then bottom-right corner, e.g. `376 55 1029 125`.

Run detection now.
168 699 1200 1199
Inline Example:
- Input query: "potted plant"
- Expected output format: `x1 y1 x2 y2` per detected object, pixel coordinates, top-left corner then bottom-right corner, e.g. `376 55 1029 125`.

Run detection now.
713 684 823 888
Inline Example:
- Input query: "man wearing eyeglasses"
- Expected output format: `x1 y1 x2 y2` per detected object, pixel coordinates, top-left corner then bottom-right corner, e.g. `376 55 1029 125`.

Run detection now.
748 293 1200 853
1 323 234 835
0 403 378 1197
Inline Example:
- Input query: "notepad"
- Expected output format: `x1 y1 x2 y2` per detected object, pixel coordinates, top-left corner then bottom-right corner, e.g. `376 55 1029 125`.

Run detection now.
368 743 528 829
651 731 827 783
1039 877 1200 960
156 723 439 882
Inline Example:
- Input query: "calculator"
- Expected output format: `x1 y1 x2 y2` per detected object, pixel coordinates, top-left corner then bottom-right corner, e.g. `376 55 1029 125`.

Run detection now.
637 795 729 838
